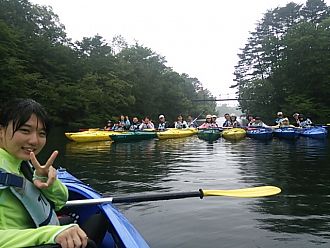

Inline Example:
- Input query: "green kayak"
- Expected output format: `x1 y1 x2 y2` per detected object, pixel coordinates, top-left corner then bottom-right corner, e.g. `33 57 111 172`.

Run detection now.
197 128 222 142
109 130 157 142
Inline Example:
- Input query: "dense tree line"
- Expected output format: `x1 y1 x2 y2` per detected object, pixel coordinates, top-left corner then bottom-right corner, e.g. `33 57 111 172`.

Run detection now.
233 0 330 123
0 0 216 129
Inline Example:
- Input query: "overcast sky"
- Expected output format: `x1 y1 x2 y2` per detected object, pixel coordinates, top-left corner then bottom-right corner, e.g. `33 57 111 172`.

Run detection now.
30 0 327 103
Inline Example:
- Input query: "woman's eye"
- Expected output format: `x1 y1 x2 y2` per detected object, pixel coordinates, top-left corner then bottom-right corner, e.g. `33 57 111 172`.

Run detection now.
39 131 47 137
19 128 30 133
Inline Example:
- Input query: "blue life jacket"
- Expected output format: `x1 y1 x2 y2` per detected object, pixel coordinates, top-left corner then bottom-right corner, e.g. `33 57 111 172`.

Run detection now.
0 162 60 227
223 120 231 127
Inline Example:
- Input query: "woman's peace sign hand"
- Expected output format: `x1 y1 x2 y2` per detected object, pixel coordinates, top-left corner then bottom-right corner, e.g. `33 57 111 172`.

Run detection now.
30 150 58 189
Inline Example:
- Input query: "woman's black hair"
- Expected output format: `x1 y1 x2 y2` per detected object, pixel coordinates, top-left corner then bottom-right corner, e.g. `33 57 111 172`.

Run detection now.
0 98 51 136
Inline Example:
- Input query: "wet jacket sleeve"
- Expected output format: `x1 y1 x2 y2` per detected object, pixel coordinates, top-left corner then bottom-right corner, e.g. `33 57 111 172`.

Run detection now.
40 178 69 211
0 224 77 248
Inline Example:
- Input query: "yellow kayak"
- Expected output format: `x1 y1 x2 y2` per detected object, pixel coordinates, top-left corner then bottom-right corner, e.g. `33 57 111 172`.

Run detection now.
156 128 198 140
222 128 246 140
65 130 124 142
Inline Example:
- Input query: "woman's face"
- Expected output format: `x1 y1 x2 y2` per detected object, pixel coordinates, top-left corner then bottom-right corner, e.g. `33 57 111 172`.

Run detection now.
0 114 47 160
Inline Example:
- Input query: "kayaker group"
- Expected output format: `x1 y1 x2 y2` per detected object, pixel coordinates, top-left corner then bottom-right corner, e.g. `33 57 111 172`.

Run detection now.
246 111 314 129
217 111 314 129
198 113 247 129
103 111 315 132
104 114 199 131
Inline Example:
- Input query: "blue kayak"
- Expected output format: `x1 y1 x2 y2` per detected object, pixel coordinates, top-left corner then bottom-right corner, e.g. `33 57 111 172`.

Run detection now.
58 168 150 248
246 128 273 140
273 127 299 140
296 126 328 139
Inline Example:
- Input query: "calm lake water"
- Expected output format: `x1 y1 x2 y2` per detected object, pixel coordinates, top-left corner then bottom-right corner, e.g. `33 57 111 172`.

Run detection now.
42 127 330 248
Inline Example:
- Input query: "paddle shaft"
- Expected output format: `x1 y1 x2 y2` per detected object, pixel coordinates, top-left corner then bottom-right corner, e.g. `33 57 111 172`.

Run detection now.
66 191 202 206
113 190 202 203
192 111 205 124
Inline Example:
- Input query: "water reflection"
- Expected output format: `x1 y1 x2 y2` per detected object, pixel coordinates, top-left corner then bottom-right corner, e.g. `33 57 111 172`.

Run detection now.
66 140 112 154
242 137 330 243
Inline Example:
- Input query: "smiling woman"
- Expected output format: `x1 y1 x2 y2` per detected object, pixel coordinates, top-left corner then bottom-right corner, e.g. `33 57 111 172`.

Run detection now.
0 99 49 161
0 98 108 248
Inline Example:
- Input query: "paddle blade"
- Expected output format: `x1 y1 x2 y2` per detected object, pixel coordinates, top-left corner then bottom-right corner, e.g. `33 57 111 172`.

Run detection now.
202 186 281 198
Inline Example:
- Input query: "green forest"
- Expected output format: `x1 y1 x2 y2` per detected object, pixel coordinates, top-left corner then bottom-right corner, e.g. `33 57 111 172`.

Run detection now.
234 0 330 123
2 0 330 128
0 0 217 129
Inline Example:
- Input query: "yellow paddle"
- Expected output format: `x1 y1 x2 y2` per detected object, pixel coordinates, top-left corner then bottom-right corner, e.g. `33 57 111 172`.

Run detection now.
66 186 281 206
203 186 281 197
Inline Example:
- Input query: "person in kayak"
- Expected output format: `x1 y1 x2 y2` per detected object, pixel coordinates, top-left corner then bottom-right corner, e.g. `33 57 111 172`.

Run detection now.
298 114 313 128
112 121 125 131
292 113 300 127
229 113 241 128
139 116 155 130
239 114 249 127
222 113 231 127
129 117 141 131
199 115 218 129
174 115 188 129
249 117 270 128
274 117 295 128
211 115 218 126
274 112 284 125
0 98 107 248
118 115 131 130
247 115 255 127
157 115 170 131
104 120 114 131
186 115 198 128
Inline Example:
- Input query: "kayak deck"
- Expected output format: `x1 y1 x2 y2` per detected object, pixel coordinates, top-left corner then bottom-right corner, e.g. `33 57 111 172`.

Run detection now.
246 128 273 140
222 128 246 140
157 128 198 140
273 127 299 140
110 130 157 142
65 131 124 143
197 128 222 142
297 126 328 139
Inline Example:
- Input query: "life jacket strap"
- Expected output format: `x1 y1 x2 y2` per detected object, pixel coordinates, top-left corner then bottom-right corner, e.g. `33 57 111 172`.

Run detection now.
0 171 24 188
